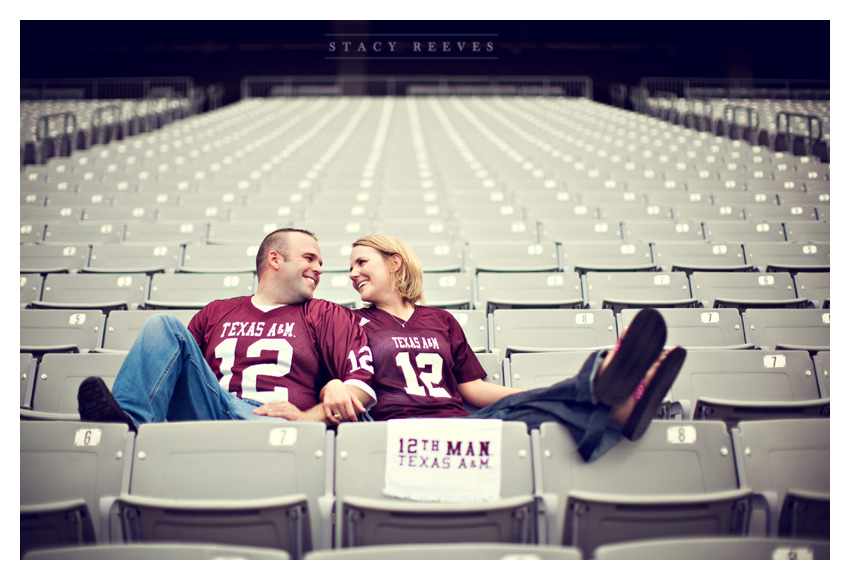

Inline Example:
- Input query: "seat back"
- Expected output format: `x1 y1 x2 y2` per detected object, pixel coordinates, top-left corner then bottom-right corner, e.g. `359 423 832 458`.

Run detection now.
743 242 829 274
651 241 747 274
593 537 830 560
492 309 616 355
87 243 183 273
536 420 750 553
25 543 291 560
20 243 90 273
20 421 133 556
467 241 560 273
734 419 829 538
690 271 802 309
29 352 127 416
146 272 255 308
307 543 582 560
334 421 535 548
742 308 830 351
584 271 694 311
445 309 488 352
102 309 199 351
20 309 106 354
506 351 593 390
619 308 747 348
118 421 330 557
21 273 44 307
793 272 829 308
421 272 474 309
35 273 148 310
476 272 583 312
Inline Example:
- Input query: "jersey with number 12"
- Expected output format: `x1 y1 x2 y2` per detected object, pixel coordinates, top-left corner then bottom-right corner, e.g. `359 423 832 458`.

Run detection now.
188 296 375 411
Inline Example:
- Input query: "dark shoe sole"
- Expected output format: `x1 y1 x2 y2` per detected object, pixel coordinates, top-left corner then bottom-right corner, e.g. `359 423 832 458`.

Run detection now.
593 308 667 407
77 377 136 431
623 347 687 441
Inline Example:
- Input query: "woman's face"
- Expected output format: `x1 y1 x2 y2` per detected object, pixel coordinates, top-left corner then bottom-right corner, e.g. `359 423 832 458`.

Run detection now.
350 245 395 304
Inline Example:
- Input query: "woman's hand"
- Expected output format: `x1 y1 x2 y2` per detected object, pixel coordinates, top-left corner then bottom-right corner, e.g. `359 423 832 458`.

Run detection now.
320 379 367 424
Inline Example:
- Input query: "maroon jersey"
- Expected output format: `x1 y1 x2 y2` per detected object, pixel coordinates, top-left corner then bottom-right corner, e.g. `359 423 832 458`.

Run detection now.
352 306 486 420
188 296 375 411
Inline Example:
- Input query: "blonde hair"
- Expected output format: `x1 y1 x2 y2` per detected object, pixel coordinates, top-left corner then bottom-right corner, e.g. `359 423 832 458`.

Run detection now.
352 235 426 305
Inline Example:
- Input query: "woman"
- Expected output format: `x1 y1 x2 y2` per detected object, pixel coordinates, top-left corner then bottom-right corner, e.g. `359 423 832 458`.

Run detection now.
326 235 686 462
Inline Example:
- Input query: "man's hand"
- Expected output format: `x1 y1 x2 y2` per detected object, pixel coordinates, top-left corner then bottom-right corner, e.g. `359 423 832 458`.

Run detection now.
252 401 323 422
320 379 368 424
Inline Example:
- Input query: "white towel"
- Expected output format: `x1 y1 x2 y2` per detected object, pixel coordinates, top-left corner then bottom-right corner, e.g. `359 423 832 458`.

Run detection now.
383 418 503 503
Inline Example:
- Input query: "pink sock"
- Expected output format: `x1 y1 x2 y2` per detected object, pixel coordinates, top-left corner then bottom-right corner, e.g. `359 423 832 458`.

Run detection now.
633 380 646 402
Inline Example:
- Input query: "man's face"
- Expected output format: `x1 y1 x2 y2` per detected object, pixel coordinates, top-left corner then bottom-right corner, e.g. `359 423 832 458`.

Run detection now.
276 232 323 303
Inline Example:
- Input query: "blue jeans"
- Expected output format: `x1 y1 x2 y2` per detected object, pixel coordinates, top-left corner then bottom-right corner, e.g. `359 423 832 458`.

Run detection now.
470 350 623 462
112 314 285 428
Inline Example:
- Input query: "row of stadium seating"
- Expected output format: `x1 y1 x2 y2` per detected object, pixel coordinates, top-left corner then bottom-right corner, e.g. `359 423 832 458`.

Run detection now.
21 418 829 558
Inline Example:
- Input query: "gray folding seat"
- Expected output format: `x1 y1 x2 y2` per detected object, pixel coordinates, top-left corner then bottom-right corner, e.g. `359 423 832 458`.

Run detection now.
421 272 474 309
153 204 230 222
673 204 748 222
303 204 376 222
742 308 829 352
21 205 85 224
377 203 451 222
505 351 594 391
745 204 819 222
526 201 598 222
734 419 829 538
702 220 787 243
102 309 199 351
452 203 527 222
80 205 154 222
594 537 830 560
456 219 539 244
619 307 748 349
775 191 829 206
180 243 257 273
20 222 46 243
445 309 488 352
24 352 127 419
334 421 536 548
20 273 44 307
492 309 616 356
374 219 457 244
476 272 583 312
535 420 751 553
784 221 829 243
743 241 829 274
467 241 560 273
709 191 780 206
651 241 749 274
405 241 465 273
644 190 713 206
690 271 806 309
20 421 134 557
21 353 37 407
812 351 829 398
33 273 148 311
308 220 375 244
25 543 291 560
584 271 696 312
306 543 581 560
664 349 827 423
115 421 332 558
310 273 360 309
562 241 655 274
20 309 106 355
621 220 705 243
20 244 89 274
123 221 207 244
43 221 124 244
541 220 623 243
206 220 292 244
309 242 352 273
86 243 183 274
475 352 504 385
146 272 255 309
597 203 675 222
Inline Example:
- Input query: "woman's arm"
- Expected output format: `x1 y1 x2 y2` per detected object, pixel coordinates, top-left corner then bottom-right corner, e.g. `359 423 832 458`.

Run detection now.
457 378 516 409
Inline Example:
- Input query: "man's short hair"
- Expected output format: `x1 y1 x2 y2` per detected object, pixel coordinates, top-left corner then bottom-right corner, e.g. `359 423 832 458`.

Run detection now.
256 228 317 277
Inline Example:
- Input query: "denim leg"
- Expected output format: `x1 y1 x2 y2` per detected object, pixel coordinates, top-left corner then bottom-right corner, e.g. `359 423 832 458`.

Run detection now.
112 314 283 427
470 350 624 462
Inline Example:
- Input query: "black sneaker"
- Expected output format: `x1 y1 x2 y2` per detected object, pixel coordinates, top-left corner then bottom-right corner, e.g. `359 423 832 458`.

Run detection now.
77 377 137 432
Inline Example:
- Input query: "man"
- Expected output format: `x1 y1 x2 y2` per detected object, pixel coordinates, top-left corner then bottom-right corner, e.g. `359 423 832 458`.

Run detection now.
78 228 375 430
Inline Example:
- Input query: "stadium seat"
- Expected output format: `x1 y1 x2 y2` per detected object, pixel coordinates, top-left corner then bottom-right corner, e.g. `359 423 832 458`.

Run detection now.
618 308 748 348
20 243 90 273
475 352 504 385
673 203 748 222
689 271 806 310
102 309 199 351
467 241 560 273
334 420 536 548
584 271 696 312
85 243 183 273
812 351 829 398
20 421 134 557
43 221 124 244
541 220 623 243
206 220 292 244
793 272 830 308
24 543 292 560
651 241 750 274
562 241 655 274
421 272 474 309
20 353 37 407
476 272 583 312
733 419 829 538
20 273 44 307
535 420 751 553
146 272 256 309
664 349 827 423
741 308 830 352
745 204 819 222
505 351 594 391
784 221 830 243
743 242 829 274
24 352 126 419
21 308 106 355
32 272 148 311
306 543 582 560
456 219 540 244
621 220 704 243
445 309 488 352
491 309 616 356
179 243 257 273
702 220 787 243
593 536 830 560
115 421 331 558
123 221 208 244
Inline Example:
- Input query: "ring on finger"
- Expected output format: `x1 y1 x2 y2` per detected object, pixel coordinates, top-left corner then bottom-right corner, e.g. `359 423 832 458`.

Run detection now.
333 413 342 420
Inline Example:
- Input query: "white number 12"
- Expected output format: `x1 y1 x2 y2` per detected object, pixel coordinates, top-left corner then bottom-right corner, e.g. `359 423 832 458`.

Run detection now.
395 352 450 398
